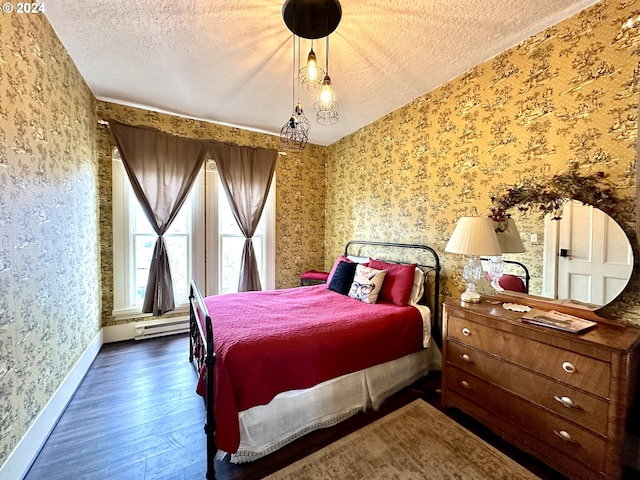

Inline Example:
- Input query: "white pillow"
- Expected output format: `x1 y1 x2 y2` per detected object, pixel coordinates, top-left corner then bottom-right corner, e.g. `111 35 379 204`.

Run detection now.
348 264 386 304
407 268 425 305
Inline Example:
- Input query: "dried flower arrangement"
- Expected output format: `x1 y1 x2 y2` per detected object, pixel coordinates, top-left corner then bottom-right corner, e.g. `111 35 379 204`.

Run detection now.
489 166 618 232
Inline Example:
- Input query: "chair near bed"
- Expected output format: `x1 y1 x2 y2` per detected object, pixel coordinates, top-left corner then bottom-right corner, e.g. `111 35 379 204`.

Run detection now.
299 269 329 286
189 240 442 479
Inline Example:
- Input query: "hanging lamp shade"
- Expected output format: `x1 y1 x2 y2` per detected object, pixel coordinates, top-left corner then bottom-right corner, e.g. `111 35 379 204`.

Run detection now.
282 0 342 39
299 42 325 89
280 103 311 151
314 75 338 125
280 34 311 151
313 35 338 125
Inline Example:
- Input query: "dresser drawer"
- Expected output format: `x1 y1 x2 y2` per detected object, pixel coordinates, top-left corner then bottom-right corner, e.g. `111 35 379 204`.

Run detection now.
446 341 609 435
447 314 611 398
446 390 605 480
447 365 607 472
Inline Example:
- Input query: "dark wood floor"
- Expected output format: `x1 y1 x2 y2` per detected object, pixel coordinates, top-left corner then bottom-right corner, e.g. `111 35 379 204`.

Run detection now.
25 334 570 480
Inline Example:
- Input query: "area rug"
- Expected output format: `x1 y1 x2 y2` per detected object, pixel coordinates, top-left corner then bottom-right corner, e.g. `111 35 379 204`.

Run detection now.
263 399 540 480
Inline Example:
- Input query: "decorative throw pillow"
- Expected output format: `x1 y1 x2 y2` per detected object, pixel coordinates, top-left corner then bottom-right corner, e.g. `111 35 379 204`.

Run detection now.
326 255 353 284
408 268 425 305
328 261 358 295
369 259 417 306
348 264 386 304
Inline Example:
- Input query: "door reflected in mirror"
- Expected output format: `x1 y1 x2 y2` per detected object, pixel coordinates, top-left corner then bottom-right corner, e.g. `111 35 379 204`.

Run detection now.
490 200 633 309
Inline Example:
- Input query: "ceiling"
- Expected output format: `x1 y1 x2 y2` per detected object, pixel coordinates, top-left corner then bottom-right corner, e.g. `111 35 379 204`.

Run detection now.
45 0 600 147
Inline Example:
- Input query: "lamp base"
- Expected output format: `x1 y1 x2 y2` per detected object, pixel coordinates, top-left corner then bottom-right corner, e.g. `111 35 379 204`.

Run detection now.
461 288 481 303
486 256 505 292
461 255 483 303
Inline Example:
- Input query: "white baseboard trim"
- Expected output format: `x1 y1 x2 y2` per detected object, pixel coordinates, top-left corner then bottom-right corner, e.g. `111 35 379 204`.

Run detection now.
0 330 103 480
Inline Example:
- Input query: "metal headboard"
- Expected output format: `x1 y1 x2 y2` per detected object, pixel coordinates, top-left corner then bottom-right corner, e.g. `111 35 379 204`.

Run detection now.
343 240 442 340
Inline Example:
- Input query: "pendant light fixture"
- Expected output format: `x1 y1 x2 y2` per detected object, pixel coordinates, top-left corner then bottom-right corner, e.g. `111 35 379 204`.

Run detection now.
314 34 338 125
280 0 342 143
280 34 310 151
282 0 342 39
298 39 325 90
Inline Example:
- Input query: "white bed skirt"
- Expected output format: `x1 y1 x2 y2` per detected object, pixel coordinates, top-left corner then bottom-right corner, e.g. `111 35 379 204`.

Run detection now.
224 339 442 463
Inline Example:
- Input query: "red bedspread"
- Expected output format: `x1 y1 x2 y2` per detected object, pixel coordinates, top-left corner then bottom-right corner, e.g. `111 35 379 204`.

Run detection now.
197 284 424 453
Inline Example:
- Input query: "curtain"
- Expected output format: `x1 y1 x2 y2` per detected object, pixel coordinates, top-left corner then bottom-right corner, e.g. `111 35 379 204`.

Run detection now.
210 142 277 292
109 120 208 315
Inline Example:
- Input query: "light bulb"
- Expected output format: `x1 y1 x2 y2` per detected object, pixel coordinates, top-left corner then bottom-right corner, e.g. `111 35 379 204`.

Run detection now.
308 63 318 81
319 87 332 103
306 50 318 81
318 76 335 104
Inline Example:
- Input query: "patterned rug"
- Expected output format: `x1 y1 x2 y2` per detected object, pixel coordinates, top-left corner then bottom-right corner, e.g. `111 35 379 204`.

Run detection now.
263 399 540 480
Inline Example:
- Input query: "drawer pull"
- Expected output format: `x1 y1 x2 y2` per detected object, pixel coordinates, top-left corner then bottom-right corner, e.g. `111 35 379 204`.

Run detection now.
562 361 576 374
553 429 579 444
553 395 582 410
460 380 472 389
462 327 471 336
460 353 472 363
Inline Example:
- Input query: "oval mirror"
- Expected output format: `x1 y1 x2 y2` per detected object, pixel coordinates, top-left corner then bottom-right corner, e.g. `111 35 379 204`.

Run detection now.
484 200 634 309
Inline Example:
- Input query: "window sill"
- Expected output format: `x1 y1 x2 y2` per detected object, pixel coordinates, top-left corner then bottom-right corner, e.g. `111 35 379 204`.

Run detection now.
111 303 189 322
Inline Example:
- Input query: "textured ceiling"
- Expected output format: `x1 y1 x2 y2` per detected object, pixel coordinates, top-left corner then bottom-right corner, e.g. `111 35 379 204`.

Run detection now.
44 0 600 146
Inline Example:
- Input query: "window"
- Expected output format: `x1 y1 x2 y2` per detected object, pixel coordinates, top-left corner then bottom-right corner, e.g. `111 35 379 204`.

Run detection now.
218 186 265 295
112 153 275 318
201 160 275 297
131 192 191 305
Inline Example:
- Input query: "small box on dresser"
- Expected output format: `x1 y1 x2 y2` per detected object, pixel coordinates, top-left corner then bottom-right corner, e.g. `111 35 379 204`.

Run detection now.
441 298 640 480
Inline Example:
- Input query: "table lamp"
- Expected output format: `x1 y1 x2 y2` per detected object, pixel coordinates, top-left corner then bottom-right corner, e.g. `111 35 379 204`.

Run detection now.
445 217 502 303
487 218 526 290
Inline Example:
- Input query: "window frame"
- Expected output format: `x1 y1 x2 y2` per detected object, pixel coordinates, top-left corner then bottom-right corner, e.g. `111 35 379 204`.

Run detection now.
201 160 276 297
112 153 275 319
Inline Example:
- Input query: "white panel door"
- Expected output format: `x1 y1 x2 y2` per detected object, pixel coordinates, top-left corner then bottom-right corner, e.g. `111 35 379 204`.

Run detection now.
556 202 632 306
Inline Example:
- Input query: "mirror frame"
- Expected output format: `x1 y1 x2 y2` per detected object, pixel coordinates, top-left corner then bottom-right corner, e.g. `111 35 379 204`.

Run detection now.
488 165 637 321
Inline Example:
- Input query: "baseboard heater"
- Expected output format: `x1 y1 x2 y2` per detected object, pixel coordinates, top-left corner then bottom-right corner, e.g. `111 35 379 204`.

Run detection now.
133 316 190 340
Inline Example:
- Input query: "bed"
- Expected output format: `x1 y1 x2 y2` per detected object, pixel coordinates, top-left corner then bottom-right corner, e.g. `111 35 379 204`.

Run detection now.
189 241 442 479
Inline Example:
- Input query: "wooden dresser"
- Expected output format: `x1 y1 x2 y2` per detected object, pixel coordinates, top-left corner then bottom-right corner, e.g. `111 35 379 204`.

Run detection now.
442 298 640 480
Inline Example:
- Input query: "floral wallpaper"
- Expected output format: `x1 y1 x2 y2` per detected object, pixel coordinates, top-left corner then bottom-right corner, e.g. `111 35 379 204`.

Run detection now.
96 102 327 326
325 0 640 325
2 0 640 473
0 13 99 468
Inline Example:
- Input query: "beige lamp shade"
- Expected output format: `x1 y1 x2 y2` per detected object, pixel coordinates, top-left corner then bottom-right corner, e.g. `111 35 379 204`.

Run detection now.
495 218 525 253
445 217 502 256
